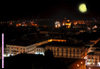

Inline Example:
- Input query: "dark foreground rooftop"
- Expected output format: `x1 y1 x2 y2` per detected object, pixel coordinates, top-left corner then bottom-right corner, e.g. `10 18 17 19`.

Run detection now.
3 53 84 69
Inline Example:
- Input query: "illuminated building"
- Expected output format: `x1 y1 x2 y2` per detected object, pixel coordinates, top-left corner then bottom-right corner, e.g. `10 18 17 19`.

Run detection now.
15 20 38 27
55 21 61 28
35 39 86 59
5 39 85 58
7 38 100 63
62 19 71 28
85 40 100 68
86 49 100 67
5 39 87 59
34 46 45 55
45 41 85 58
6 45 26 57
16 23 21 27
5 40 49 57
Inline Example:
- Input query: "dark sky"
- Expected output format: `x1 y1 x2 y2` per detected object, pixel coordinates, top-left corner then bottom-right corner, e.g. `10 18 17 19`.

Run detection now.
0 0 100 20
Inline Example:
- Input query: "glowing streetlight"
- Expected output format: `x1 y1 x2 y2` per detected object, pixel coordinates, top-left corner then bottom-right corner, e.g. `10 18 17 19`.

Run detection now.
77 64 80 67
81 62 83 64
89 67 91 69
55 21 61 28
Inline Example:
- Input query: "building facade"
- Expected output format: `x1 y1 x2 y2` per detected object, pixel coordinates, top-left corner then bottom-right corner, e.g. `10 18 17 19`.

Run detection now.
45 46 83 58
86 50 100 67
5 45 26 57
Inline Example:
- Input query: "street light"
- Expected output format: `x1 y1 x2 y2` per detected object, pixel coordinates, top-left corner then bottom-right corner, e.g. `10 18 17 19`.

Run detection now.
77 64 79 67
77 64 80 69
89 67 91 69
81 62 83 64
81 62 83 69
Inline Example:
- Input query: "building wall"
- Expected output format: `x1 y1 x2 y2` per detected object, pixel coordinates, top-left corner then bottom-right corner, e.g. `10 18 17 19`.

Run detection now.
86 51 100 67
6 45 26 56
34 48 45 55
45 46 83 58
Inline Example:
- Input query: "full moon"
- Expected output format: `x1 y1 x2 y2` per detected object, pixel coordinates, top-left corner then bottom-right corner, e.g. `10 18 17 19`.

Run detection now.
79 3 87 13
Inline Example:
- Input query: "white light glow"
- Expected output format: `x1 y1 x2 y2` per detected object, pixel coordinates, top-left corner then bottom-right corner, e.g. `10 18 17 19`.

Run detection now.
89 67 91 69
86 62 91 65
93 63 95 65
4 54 10 57
35 52 45 56
11 54 14 56
84 56 87 59
55 21 61 28
98 62 100 66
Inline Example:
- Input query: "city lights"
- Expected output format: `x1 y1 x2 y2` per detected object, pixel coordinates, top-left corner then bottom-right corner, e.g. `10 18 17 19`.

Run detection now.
35 52 45 56
98 62 100 66
86 62 91 65
55 21 61 28
48 39 66 42
77 64 80 67
89 67 91 69
81 62 83 64
0 0 100 69
4 54 10 57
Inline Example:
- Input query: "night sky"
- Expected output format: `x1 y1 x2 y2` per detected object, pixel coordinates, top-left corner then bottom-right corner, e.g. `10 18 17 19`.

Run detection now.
0 0 100 20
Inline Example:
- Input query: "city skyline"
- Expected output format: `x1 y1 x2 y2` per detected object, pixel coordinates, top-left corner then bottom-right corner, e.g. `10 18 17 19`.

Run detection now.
0 0 100 69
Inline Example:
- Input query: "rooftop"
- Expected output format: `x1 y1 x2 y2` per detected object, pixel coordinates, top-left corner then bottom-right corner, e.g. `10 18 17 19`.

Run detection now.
38 40 85 48
93 41 100 48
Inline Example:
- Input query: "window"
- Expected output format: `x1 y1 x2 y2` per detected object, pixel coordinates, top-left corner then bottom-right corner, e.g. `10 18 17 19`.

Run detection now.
73 49 75 57
69 48 71 57
77 49 80 57
53 48 56 55
66 48 68 57
57 48 59 56
61 48 63 56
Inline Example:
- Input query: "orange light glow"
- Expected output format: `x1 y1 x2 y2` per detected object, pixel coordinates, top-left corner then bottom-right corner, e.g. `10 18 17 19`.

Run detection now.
67 19 70 22
74 22 78 25
16 24 19 27
48 39 53 42
18 23 21 26
65 23 71 25
77 64 79 67
32 24 38 26
16 23 21 27
48 39 66 42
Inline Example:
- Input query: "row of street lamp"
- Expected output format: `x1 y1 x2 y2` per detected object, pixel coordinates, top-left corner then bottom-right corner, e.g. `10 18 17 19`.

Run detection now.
76 61 91 69
77 62 83 69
